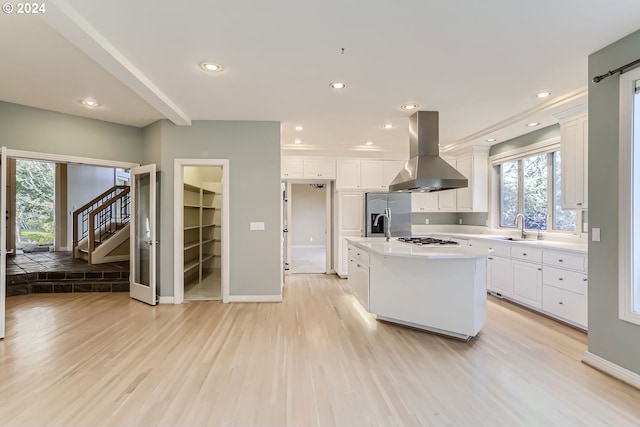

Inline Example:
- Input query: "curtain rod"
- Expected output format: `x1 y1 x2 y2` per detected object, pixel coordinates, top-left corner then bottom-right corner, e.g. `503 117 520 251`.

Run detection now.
592 57 640 83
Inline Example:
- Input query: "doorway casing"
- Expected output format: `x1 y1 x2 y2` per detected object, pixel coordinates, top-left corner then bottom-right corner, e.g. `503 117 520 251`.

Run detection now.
173 159 230 304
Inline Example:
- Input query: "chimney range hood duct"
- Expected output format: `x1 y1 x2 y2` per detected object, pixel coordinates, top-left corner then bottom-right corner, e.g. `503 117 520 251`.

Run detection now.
389 111 468 193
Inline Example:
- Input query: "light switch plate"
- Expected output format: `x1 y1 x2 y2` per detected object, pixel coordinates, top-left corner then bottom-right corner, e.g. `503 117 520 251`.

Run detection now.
425 219 429 225
250 222 265 231
592 227 601 242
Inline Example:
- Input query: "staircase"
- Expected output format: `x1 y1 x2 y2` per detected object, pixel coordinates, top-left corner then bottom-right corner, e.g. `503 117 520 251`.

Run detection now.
73 186 131 264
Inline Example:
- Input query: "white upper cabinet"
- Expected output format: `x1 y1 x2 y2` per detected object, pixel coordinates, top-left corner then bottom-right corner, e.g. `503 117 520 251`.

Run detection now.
282 158 336 179
558 113 588 209
437 158 457 212
336 160 362 189
360 160 405 190
303 159 336 179
281 158 304 179
455 148 489 212
382 160 404 189
336 159 406 190
360 160 385 189
411 192 439 212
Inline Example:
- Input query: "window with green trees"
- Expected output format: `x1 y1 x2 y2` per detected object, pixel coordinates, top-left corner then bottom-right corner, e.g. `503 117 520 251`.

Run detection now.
499 151 575 231
16 159 55 248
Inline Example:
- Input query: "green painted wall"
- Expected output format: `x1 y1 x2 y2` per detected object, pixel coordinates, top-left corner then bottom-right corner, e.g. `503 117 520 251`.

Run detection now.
144 120 282 297
0 101 142 162
588 28 640 374
489 124 560 157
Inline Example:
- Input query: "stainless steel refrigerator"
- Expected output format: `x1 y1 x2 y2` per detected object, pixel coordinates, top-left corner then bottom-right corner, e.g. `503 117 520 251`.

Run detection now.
364 192 412 237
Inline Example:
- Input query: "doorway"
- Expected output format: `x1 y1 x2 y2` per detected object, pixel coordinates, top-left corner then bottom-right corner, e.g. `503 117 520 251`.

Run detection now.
288 182 331 274
174 159 229 304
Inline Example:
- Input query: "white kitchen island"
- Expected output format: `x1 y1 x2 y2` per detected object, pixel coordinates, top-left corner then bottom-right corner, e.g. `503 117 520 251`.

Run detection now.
346 237 489 340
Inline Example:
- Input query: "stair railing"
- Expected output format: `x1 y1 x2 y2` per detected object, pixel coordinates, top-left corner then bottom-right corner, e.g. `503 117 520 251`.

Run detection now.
87 188 130 263
72 185 130 260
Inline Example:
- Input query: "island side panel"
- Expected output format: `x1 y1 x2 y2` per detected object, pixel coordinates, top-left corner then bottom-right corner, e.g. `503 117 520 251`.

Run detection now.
369 253 486 338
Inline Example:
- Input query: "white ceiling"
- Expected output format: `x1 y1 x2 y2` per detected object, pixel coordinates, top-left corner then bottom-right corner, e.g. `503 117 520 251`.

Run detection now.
2 0 640 157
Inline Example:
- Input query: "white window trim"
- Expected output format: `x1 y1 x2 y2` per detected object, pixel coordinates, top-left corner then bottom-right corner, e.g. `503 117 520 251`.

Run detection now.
618 67 640 325
488 136 581 234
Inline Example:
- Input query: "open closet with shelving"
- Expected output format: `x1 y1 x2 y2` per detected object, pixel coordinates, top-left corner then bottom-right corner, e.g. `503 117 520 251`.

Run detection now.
183 166 223 300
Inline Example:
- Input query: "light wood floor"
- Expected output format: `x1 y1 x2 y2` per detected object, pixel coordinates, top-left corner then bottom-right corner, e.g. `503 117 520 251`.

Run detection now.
1 274 639 427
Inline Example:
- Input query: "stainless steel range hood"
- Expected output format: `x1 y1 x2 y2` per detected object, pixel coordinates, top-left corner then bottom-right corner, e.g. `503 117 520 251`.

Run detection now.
389 111 468 192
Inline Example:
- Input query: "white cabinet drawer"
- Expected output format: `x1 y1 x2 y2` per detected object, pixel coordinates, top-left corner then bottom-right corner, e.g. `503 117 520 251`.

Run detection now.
542 284 587 328
543 266 587 295
511 246 543 263
348 244 370 267
543 250 585 272
487 243 510 257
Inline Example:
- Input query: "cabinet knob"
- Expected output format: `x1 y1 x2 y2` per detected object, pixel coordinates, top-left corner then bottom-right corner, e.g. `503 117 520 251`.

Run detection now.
488 257 493 260
558 301 564 305
559 259 563 262
538 268 542 271
577 202 583 206
523 253 527 256
583 278 588 282
357 264 360 268
559 277 563 281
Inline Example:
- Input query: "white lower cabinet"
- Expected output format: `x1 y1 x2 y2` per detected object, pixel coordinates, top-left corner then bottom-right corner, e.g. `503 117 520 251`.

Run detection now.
542 284 587 328
489 255 512 296
347 243 370 310
512 260 542 309
487 243 587 329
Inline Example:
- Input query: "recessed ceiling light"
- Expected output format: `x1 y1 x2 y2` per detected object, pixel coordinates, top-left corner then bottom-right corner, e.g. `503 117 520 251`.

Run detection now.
80 98 100 108
201 62 224 72
486 138 496 142
294 139 302 144
383 123 395 129
536 91 552 98
401 103 419 111
527 122 540 127
295 125 303 131
366 141 374 146
330 82 346 89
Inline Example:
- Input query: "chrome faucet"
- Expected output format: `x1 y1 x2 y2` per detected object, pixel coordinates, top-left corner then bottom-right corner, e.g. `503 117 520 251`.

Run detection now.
514 213 527 239
374 207 392 242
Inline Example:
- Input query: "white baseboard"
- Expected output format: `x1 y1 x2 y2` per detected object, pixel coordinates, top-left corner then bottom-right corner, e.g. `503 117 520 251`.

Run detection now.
227 294 282 303
158 296 175 304
583 351 640 390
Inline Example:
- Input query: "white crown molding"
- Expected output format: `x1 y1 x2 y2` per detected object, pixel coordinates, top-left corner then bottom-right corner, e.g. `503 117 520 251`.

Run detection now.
583 351 640 390
44 0 191 126
442 87 588 151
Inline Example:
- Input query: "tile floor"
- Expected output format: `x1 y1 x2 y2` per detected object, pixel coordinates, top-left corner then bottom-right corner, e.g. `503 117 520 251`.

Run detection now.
6 251 130 295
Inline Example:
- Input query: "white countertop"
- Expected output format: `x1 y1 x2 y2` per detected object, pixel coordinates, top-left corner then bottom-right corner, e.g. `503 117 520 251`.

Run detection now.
424 233 588 254
346 237 489 259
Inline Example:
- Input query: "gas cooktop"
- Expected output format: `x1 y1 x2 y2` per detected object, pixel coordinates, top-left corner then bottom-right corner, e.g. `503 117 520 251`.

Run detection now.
397 237 459 246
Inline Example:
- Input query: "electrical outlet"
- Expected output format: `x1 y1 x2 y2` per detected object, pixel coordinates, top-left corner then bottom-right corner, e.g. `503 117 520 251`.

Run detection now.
459 219 462 225
592 227 601 242
425 219 430 225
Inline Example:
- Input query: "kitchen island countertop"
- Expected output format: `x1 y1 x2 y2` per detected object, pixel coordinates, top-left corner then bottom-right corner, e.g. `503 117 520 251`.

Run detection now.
346 237 490 259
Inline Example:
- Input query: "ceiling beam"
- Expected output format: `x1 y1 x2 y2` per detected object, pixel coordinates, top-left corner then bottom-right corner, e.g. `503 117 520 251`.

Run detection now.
43 0 191 126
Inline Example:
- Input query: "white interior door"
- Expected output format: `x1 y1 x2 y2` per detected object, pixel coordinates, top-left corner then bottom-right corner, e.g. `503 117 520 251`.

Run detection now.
0 147 6 338
130 164 157 305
